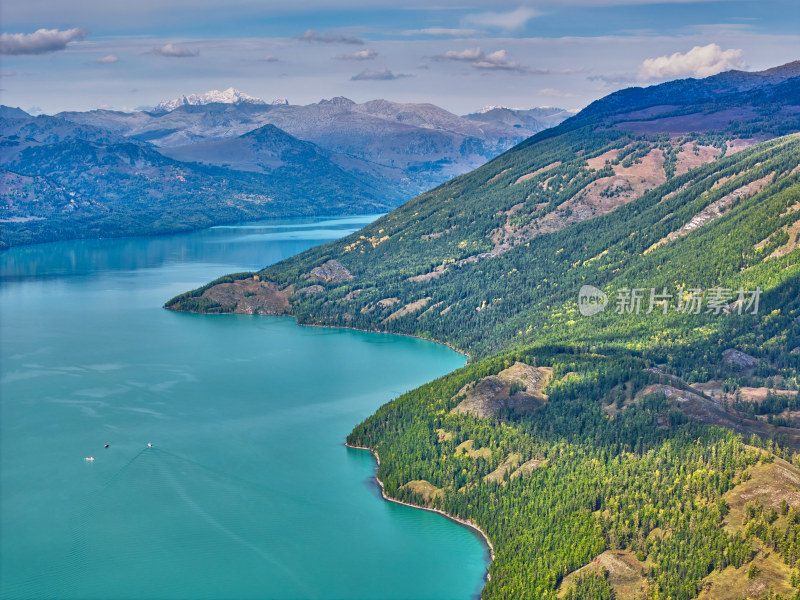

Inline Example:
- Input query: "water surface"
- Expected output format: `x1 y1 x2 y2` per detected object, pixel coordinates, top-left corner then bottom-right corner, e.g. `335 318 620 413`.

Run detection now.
0 216 486 599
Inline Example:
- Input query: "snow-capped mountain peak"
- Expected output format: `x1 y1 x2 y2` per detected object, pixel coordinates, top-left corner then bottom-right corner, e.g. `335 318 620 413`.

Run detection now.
154 88 271 112
476 105 520 113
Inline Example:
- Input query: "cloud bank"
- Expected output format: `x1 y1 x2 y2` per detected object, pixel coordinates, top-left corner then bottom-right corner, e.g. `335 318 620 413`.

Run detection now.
151 43 199 57
298 30 364 45
0 28 88 55
401 28 480 36
351 68 412 81
462 7 539 31
336 49 378 60
638 43 745 80
432 47 543 73
93 55 119 64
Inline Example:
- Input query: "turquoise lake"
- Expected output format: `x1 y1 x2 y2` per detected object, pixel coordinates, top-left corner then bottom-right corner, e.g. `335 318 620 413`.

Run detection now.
0 216 487 599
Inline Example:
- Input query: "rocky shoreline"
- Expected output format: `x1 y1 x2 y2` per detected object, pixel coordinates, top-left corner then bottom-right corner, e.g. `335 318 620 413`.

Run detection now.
345 443 495 583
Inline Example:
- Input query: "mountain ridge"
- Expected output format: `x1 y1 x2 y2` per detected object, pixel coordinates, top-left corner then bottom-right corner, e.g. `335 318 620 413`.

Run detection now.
167 62 800 599
0 113 402 248
153 87 286 112
52 96 572 193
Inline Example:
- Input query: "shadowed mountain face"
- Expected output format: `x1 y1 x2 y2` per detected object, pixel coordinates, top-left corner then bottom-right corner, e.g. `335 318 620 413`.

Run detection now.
0 114 403 248
0 95 572 247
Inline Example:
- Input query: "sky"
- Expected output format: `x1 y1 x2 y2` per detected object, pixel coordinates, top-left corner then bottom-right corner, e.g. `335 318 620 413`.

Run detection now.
0 0 798 115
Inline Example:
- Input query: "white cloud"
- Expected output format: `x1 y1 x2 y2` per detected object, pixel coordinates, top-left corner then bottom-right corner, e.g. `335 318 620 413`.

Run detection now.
298 30 363 45
0 28 88 55
336 48 378 60
474 49 536 72
463 7 540 31
638 43 745 80
151 43 199 57
93 55 119 64
351 68 413 81
261 55 279 62
433 47 485 61
432 47 543 73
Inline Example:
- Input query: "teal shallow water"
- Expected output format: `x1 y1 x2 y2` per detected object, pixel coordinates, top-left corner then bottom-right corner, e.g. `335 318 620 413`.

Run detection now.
0 216 486 600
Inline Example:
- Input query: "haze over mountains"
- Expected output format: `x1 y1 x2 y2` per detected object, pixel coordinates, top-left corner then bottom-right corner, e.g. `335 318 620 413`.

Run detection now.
0 90 571 248
58 90 573 188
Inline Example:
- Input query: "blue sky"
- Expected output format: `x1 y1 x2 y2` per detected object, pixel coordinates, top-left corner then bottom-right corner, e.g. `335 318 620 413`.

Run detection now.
1 0 798 114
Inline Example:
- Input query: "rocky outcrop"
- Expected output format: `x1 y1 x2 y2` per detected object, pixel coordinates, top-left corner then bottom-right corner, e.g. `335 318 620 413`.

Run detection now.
722 348 760 371
297 284 324 295
451 362 552 419
309 259 353 282
201 277 292 315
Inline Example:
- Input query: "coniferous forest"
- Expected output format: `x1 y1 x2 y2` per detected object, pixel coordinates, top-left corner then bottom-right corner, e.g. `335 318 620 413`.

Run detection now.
170 67 800 598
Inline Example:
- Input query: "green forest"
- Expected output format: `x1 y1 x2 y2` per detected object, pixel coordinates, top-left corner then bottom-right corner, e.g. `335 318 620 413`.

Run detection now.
169 73 800 598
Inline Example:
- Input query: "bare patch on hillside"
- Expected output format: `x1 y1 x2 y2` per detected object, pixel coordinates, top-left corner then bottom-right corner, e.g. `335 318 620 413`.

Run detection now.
490 149 666 254
377 297 399 308
510 458 546 480
483 453 522 484
767 220 800 259
309 259 353 282
698 554 794 600
408 262 450 282
451 362 552 418
400 480 444 503
514 161 562 184
696 458 800 599
486 168 511 184
637 383 800 451
454 439 492 460
435 428 453 443
586 147 628 170
674 143 721 175
692 380 798 404
296 284 324 295
557 550 648 599
200 278 293 315
725 459 800 530
645 173 773 254
384 297 431 322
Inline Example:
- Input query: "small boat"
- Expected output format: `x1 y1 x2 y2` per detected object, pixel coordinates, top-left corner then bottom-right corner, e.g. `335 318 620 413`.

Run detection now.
84 456 95 462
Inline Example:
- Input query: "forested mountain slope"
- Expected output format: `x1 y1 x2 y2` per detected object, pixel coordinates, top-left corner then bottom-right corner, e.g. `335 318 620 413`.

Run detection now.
169 63 800 599
0 115 401 248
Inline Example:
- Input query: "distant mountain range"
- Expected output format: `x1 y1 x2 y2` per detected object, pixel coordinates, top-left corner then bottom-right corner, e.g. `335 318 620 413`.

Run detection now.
56 92 573 190
0 92 571 248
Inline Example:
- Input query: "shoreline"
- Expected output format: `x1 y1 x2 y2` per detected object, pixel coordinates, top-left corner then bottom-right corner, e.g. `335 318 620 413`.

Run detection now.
168 306 471 362
297 321 471 361
345 442 495 582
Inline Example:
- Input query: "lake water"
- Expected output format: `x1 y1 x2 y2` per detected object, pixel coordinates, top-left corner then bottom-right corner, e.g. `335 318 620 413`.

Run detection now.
0 216 486 600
